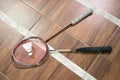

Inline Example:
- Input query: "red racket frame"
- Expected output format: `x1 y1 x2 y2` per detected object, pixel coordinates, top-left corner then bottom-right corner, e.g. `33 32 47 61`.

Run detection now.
12 37 49 68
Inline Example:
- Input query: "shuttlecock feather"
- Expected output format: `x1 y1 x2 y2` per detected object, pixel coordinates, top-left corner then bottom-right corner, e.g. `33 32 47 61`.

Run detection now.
22 42 32 56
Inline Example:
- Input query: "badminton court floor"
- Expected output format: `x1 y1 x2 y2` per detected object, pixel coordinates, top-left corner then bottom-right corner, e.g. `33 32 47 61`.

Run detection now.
0 0 120 80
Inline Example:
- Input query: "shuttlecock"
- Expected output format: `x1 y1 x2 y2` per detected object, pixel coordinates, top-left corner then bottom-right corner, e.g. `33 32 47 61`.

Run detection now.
22 42 32 56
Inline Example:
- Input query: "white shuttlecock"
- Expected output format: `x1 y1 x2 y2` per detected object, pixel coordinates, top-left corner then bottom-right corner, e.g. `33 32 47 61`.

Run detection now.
22 42 33 56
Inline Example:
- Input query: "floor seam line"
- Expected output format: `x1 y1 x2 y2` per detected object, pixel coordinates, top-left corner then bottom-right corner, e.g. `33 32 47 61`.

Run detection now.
0 72 9 80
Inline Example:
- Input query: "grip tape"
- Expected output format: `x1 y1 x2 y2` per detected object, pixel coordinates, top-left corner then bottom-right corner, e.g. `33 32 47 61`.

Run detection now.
76 46 112 53
72 8 93 25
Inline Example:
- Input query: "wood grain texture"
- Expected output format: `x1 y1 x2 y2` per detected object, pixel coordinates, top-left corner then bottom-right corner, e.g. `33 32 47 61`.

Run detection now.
30 17 97 80
0 20 23 79
4 56 59 80
43 0 87 27
23 0 87 27
89 0 120 18
0 0 41 29
48 64 83 80
104 28 120 65
48 39 97 80
23 0 117 47
2 16 78 80
68 13 117 46
0 0 120 80
87 55 120 80
30 16 61 42
88 26 120 80
23 0 62 15
0 72 8 80
4 32 82 80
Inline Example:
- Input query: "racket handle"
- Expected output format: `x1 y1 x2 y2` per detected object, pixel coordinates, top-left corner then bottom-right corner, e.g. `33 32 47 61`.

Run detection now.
71 8 93 25
76 46 112 53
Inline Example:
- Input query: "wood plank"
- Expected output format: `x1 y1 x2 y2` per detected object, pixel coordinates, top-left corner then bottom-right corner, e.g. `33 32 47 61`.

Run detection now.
1 0 118 80
4 55 59 80
0 0 41 29
43 0 87 27
30 16 61 43
23 0 66 16
45 11 117 47
15 1 118 79
48 64 83 80
0 20 23 73
87 27 120 79
4 16 79 80
87 55 120 80
4 34 80 80
32 0 117 46
89 0 120 18
4 16 97 80
30 17 97 79
104 27 120 65
23 0 87 27
87 24 120 80
68 13 117 46
0 72 8 80
47 39 97 80
23 0 117 47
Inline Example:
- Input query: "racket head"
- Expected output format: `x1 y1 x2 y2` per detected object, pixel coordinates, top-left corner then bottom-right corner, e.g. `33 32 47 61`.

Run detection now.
12 37 49 68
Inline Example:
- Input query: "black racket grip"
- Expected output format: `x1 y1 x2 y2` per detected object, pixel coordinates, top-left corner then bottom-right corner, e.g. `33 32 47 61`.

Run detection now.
76 46 112 53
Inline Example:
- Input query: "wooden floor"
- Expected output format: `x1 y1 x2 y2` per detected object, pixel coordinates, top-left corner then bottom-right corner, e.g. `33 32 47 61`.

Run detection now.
0 0 120 80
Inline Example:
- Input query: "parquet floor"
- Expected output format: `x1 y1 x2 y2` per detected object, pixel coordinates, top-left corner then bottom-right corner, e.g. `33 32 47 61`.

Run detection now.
0 0 120 80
